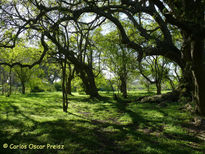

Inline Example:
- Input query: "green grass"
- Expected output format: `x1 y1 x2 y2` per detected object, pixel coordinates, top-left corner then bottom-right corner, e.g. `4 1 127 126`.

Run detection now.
0 92 204 154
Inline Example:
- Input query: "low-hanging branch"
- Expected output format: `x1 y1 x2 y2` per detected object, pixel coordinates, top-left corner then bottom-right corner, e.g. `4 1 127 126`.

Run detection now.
0 34 48 69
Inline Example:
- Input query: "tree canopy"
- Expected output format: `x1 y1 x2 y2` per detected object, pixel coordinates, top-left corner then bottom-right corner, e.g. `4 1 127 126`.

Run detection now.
0 0 204 115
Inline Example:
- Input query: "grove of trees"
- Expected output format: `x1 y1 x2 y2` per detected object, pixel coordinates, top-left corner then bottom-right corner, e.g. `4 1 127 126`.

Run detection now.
0 0 204 115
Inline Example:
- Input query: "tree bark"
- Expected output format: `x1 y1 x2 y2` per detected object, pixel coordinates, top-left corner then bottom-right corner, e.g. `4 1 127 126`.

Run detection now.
8 68 12 97
190 37 205 115
156 82 161 95
179 2 205 114
179 30 205 116
1 70 5 95
66 77 72 95
167 77 175 91
22 81 26 94
61 60 68 112
0 67 3 95
120 75 127 98
166 0 205 115
78 67 100 98
66 63 75 95
146 83 150 93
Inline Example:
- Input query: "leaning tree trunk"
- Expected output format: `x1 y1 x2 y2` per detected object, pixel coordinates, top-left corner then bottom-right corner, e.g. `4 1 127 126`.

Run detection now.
78 67 100 98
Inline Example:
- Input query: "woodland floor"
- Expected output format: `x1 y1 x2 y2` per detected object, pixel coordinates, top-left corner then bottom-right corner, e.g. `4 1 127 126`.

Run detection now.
0 91 205 154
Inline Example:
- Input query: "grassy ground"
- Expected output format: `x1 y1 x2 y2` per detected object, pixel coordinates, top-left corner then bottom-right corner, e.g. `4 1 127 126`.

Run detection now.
0 92 204 154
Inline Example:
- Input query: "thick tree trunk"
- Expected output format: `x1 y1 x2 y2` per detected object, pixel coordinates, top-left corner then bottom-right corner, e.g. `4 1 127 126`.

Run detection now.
120 75 127 98
178 67 193 99
190 38 205 116
192 66 205 115
78 67 100 98
179 0 205 116
156 82 161 95
180 26 205 116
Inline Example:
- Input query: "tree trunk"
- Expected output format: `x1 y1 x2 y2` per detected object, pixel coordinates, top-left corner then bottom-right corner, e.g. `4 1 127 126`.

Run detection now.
179 67 193 98
146 84 150 93
179 32 193 98
8 68 12 97
180 25 205 116
22 82 26 94
1 71 5 95
168 78 175 91
156 82 161 95
0 67 3 95
178 0 205 116
190 38 205 115
66 64 75 95
120 75 127 98
66 77 72 95
78 67 100 98
61 60 68 112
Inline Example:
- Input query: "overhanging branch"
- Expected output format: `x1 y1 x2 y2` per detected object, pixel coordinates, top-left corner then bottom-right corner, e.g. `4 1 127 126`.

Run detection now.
0 34 48 69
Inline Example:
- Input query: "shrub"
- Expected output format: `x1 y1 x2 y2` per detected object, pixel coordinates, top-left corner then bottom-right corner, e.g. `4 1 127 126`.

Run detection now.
54 82 62 91
31 86 44 92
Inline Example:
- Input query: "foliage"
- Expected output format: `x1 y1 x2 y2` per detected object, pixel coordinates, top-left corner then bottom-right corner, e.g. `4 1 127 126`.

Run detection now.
0 42 43 65
54 81 62 91
95 73 112 91
30 86 45 92
138 56 181 94
72 76 85 94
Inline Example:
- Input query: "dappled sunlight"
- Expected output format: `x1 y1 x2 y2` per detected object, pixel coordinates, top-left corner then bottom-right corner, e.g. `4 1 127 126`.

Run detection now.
0 92 204 153
0 0 204 153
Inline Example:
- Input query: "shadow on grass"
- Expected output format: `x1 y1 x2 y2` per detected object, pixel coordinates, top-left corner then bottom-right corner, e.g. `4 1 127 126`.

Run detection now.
0 93 204 154
1 115 202 154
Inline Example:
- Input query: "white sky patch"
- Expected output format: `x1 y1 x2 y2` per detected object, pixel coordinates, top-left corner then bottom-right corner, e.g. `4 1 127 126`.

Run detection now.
102 69 115 79
101 22 116 35
79 13 97 23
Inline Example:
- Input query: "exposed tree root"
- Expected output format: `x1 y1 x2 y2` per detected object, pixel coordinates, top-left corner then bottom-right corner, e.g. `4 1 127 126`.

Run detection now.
137 90 180 104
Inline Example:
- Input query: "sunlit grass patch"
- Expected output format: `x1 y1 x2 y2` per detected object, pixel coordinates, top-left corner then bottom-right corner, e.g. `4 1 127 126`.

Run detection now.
0 92 204 154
